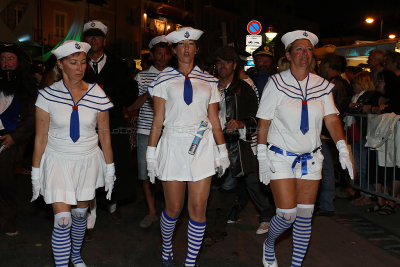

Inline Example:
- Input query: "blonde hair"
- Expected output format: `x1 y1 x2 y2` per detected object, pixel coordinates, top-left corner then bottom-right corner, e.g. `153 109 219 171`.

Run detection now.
277 56 290 72
352 71 375 91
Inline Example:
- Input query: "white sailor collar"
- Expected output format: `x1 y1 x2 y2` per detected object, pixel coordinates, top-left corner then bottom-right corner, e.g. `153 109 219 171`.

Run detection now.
270 69 334 101
39 80 113 111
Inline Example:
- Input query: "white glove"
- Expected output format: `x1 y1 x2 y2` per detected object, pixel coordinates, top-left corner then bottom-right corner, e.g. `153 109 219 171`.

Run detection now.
105 163 117 200
216 144 230 177
31 167 40 202
146 146 158 184
257 144 276 186
336 140 354 180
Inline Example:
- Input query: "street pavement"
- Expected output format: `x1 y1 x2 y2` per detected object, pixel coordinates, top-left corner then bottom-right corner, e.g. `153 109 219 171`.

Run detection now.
1 172 400 267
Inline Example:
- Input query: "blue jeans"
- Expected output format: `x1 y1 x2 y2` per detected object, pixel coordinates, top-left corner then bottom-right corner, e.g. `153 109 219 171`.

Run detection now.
352 139 368 189
136 133 150 181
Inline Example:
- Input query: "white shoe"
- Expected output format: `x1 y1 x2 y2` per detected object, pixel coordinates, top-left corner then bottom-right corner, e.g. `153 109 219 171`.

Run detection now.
139 214 159 228
262 242 278 267
256 221 270 235
74 263 87 267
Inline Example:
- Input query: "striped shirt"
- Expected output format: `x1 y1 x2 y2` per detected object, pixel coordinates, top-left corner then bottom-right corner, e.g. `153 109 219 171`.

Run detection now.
135 66 160 135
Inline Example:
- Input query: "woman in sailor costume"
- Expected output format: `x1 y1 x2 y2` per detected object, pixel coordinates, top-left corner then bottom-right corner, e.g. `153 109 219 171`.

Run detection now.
31 40 115 267
256 31 354 267
146 27 230 267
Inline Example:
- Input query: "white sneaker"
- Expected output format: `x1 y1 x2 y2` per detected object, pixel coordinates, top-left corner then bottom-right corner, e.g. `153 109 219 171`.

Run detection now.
139 214 159 228
262 242 278 267
256 221 270 235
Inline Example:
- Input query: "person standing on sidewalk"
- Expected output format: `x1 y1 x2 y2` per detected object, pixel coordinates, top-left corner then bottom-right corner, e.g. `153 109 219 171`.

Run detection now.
0 43 36 236
31 40 115 267
146 27 230 267
317 53 352 215
213 46 271 235
256 30 354 267
82 20 138 237
128 35 172 228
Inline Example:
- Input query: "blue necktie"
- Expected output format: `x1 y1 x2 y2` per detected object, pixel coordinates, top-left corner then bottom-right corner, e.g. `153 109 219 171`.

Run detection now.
184 75 193 105
300 100 309 134
70 105 80 142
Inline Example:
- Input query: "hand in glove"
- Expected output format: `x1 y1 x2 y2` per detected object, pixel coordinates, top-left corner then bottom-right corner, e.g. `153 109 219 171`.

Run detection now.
336 140 354 180
146 146 158 184
216 144 230 177
105 163 117 200
257 144 276 186
31 167 40 202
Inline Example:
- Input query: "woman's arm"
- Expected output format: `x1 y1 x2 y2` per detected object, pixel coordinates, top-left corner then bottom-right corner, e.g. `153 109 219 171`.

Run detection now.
148 96 165 147
97 110 113 164
32 107 50 167
208 102 225 145
324 114 346 143
257 119 271 145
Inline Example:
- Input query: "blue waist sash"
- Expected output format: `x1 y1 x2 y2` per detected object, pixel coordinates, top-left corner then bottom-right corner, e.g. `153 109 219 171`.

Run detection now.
269 145 321 175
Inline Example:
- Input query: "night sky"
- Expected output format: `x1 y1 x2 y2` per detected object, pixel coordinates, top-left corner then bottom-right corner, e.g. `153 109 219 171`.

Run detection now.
295 0 400 40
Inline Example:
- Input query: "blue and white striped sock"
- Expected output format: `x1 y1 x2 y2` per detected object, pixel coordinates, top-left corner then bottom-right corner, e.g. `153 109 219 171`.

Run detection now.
71 207 88 265
264 208 297 265
291 204 314 267
52 212 72 267
160 210 178 262
184 218 206 267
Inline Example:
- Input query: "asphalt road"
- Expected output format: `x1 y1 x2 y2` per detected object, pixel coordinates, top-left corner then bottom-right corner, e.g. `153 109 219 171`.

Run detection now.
1 172 400 267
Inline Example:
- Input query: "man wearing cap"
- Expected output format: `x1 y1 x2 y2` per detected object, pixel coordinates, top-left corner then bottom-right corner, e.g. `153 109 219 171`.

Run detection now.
82 20 138 232
248 44 276 97
209 46 271 238
127 35 171 229
0 43 37 236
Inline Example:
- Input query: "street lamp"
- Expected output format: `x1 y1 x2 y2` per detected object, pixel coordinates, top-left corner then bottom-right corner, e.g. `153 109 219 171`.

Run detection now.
265 26 277 42
365 17 383 40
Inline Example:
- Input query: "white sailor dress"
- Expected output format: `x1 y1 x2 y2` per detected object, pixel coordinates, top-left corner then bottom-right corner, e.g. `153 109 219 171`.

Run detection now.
35 80 113 205
148 66 221 181
256 70 339 178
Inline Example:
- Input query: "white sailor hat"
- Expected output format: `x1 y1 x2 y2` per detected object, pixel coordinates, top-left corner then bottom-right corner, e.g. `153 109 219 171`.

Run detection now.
51 40 91 59
149 35 169 49
281 30 319 50
165 27 203 43
83 20 108 36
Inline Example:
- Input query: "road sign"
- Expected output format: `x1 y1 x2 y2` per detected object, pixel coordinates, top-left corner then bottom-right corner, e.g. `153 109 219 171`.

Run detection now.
247 20 262 35
245 46 258 54
246 35 262 46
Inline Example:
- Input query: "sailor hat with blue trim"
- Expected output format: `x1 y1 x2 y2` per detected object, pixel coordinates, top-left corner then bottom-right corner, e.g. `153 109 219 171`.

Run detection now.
51 40 91 59
281 30 319 50
165 27 203 43
149 35 169 49
83 20 108 36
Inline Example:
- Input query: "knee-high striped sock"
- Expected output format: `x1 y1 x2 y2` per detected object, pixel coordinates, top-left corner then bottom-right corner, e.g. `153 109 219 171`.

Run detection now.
52 212 72 267
291 204 314 267
71 207 88 266
264 208 297 265
184 218 206 267
160 210 178 262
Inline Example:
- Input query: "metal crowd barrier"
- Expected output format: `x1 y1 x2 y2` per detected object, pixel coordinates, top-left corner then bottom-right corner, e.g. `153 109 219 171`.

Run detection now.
345 113 400 202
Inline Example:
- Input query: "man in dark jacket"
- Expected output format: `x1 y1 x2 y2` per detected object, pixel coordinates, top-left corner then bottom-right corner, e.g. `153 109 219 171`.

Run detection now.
205 47 271 246
317 53 352 215
0 43 36 236
247 44 276 97
83 20 138 236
